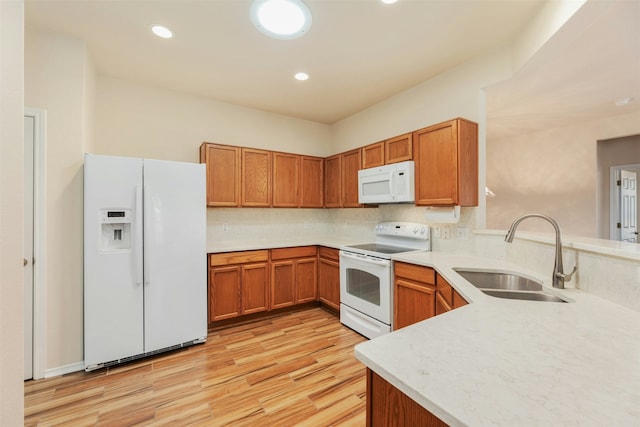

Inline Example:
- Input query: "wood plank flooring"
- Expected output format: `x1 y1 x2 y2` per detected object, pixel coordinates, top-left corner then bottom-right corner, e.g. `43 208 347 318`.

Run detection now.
24 308 368 426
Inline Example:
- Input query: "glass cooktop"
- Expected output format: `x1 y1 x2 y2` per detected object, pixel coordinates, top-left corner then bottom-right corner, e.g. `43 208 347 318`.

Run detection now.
345 243 417 255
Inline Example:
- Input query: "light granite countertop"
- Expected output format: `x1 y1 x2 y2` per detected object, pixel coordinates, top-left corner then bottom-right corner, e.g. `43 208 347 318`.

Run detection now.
355 251 640 426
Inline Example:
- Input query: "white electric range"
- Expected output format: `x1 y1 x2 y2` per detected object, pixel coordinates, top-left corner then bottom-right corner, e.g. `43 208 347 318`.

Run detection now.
339 222 431 339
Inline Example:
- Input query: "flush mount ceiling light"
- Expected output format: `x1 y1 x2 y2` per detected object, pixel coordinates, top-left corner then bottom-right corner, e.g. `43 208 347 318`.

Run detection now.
294 72 309 81
380 0 399 4
151 25 173 39
250 0 312 40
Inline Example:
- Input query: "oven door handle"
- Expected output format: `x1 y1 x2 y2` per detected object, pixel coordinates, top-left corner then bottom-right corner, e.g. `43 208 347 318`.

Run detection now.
340 251 390 266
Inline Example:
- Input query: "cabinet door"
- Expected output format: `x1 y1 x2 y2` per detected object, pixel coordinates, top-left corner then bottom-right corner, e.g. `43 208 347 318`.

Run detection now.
241 148 271 207
367 369 448 427
435 291 452 316
209 265 241 322
300 156 324 208
241 262 270 315
453 289 468 309
394 278 435 330
318 248 340 312
414 119 478 206
341 148 362 207
385 132 412 164
362 141 385 169
324 154 342 208
200 143 240 206
296 257 318 303
271 260 296 309
273 152 300 207
414 121 459 206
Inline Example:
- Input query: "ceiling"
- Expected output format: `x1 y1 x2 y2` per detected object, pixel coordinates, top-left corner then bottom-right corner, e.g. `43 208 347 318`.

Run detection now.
485 0 640 139
25 0 545 124
24 0 640 133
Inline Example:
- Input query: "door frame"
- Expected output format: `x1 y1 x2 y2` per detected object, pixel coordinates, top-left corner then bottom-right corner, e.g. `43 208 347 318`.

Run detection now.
610 163 640 242
25 107 46 380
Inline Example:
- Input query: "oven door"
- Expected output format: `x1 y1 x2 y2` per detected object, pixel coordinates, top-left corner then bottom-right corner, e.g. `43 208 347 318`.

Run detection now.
339 250 391 324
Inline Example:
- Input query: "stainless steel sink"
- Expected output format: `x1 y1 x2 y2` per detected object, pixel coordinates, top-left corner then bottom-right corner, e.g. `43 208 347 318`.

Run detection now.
481 289 567 303
454 269 569 303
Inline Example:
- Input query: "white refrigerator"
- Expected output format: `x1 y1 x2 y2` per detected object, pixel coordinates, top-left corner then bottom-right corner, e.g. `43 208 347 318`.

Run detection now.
83 154 207 371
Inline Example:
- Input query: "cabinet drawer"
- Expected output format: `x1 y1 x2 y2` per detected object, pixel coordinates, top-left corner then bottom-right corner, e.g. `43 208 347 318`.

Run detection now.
394 262 435 285
210 250 269 266
271 246 317 260
318 246 339 262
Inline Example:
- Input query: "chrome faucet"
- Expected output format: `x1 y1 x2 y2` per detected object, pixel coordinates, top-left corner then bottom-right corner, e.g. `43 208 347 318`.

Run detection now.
504 214 577 289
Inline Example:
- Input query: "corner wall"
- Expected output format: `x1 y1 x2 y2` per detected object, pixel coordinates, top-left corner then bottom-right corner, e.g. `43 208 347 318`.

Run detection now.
0 1 25 424
486 111 640 237
25 26 94 374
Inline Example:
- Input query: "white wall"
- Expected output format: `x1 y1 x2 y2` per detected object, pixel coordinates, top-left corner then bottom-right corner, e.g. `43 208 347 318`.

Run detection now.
332 49 515 232
0 1 25 424
25 26 94 374
486 111 640 237
94 76 333 162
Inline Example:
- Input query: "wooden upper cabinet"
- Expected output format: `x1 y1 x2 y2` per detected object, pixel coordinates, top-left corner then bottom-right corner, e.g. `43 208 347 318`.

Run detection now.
300 156 324 208
199 143 241 207
413 118 478 206
341 148 362 208
241 148 271 207
272 152 300 207
385 132 412 164
324 154 342 208
362 141 385 169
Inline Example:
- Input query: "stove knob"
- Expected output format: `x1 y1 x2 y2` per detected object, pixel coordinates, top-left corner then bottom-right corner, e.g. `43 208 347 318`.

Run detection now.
413 227 419 234
420 227 426 235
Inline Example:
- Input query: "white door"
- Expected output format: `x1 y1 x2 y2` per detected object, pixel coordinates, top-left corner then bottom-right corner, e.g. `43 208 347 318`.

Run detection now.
24 116 34 380
620 170 638 243
142 159 207 353
84 154 145 369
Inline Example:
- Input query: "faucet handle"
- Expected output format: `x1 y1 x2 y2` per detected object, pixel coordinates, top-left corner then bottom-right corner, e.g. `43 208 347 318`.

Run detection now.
556 266 577 283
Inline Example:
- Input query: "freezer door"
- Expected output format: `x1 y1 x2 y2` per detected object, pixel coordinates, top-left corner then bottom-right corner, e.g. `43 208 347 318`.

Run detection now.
142 159 207 352
84 154 144 367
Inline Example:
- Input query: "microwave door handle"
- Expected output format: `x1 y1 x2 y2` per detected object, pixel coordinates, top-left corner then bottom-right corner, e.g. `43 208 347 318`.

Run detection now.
341 251 389 266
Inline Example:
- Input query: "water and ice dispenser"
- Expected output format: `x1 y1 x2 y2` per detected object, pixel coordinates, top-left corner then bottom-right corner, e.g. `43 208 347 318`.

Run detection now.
100 209 132 252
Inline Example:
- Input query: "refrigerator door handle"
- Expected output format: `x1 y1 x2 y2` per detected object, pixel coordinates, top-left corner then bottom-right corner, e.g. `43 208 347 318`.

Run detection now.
143 185 151 286
134 185 143 286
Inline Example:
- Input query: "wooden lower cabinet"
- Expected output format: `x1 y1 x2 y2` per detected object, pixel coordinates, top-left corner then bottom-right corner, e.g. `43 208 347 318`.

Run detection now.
436 273 468 315
367 369 448 427
318 246 340 311
209 250 269 322
395 263 468 329
271 246 318 309
394 262 436 330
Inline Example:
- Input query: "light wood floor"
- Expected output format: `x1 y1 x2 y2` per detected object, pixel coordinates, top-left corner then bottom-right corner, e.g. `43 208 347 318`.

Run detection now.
24 308 368 426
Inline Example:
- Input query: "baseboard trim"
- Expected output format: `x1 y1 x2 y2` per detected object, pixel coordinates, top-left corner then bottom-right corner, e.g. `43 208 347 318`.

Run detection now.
44 361 84 378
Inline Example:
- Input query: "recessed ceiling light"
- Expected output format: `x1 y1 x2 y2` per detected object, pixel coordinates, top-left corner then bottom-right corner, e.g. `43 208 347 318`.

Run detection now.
250 0 312 40
151 25 173 39
614 97 633 106
294 72 309 81
380 0 399 4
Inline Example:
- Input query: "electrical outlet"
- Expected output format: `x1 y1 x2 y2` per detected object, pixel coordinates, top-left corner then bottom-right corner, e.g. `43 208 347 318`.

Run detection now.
456 227 470 240
442 226 450 240
433 225 441 238
222 223 229 232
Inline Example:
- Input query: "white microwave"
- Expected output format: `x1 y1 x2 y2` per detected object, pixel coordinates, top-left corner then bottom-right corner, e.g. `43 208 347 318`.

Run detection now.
358 160 415 204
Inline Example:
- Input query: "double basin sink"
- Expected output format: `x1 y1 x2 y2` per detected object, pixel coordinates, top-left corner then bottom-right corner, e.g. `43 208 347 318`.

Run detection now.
454 269 570 303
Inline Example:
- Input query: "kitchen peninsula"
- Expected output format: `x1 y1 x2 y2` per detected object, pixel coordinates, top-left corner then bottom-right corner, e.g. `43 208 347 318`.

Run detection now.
356 251 640 426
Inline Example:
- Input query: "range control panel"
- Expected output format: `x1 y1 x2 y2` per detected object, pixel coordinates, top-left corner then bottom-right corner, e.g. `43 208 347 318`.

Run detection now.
375 222 430 240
